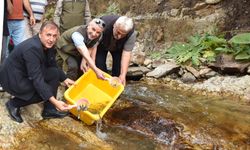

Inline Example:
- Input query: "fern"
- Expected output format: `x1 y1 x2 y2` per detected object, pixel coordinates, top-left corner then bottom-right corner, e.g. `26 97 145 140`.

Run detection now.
98 2 120 17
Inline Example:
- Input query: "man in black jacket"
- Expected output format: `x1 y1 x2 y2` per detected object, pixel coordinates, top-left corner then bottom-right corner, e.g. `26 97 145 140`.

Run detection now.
0 21 75 123
95 15 136 86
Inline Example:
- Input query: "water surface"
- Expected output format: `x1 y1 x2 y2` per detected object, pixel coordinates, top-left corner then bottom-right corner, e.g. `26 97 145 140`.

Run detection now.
14 82 250 149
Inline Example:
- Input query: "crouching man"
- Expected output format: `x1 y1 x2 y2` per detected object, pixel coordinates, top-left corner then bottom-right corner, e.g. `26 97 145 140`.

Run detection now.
0 21 75 123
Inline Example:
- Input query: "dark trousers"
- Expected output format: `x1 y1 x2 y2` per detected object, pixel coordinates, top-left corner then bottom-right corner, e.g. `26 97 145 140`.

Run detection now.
9 67 63 110
95 48 122 77
66 55 82 80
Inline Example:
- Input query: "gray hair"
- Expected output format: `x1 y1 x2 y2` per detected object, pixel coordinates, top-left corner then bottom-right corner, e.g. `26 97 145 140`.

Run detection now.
115 16 134 33
40 21 59 32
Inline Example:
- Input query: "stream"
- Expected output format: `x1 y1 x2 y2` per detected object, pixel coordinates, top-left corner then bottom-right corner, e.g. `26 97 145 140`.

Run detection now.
13 81 250 149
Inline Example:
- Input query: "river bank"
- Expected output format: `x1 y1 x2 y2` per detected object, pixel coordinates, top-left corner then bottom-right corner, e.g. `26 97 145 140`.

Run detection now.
0 70 249 149
142 74 250 104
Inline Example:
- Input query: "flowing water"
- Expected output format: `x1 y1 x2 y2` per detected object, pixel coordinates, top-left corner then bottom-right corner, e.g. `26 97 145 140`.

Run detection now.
13 82 250 149
96 116 108 140
120 82 250 149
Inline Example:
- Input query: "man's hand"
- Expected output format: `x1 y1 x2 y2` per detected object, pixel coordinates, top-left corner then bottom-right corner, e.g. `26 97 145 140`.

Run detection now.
63 78 75 87
29 15 36 26
94 68 105 80
49 97 72 111
119 74 126 86
54 100 72 111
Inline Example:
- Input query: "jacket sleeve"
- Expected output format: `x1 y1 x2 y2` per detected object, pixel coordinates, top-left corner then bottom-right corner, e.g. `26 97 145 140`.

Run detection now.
23 49 54 101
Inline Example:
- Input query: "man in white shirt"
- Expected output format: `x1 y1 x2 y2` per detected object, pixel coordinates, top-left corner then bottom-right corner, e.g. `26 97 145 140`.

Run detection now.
23 0 47 40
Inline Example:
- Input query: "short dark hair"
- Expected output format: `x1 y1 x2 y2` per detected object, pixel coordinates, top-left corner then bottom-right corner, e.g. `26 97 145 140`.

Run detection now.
40 21 59 32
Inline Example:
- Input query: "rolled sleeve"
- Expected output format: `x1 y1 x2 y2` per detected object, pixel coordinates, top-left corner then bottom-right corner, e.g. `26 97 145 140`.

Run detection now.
72 32 85 48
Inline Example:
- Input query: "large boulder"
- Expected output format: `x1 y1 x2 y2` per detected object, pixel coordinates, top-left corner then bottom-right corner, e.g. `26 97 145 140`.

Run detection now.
104 99 192 148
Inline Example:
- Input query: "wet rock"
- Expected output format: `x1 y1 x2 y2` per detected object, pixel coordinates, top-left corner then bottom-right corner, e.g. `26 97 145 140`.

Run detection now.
128 66 150 75
181 72 196 83
131 42 146 66
199 67 212 77
127 66 150 80
192 75 250 96
13 118 112 150
180 8 192 17
21 103 43 121
205 0 222 4
198 67 218 78
143 58 153 66
243 93 250 103
193 2 207 11
154 26 165 43
170 9 180 17
0 90 112 149
152 59 166 68
178 67 185 76
204 70 217 78
247 66 250 74
154 0 164 5
146 63 180 78
131 51 146 66
105 100 191 148
185 66 200 78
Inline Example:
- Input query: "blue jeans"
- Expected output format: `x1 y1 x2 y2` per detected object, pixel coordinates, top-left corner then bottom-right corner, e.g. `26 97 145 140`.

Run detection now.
7 20 25 46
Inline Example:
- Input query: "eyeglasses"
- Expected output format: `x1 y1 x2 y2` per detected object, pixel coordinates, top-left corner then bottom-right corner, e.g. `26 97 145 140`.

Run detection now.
94 19 106 28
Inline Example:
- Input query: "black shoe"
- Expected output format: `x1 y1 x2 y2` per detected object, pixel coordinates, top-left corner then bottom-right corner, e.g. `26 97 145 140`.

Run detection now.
42 109 69 119
5 101 23 123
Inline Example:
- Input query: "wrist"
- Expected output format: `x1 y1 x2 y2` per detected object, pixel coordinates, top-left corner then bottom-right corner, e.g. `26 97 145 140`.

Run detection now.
119 73 126 78
92 66 98 72
49 96 57 105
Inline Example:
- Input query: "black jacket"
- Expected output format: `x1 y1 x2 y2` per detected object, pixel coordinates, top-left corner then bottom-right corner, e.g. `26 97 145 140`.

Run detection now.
0 35 66 101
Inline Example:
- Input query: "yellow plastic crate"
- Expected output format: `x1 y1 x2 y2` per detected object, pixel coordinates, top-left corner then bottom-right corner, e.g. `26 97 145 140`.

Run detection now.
64 69 124 125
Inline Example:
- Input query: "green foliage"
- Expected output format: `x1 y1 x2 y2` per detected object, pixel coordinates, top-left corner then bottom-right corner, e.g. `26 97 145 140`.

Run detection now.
229 33 250 44
98 2 120 17
166 34 227 66
44 5 55 21
166 33 250 66
232 44 250 60
230 33 250 60
148 51 164 60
